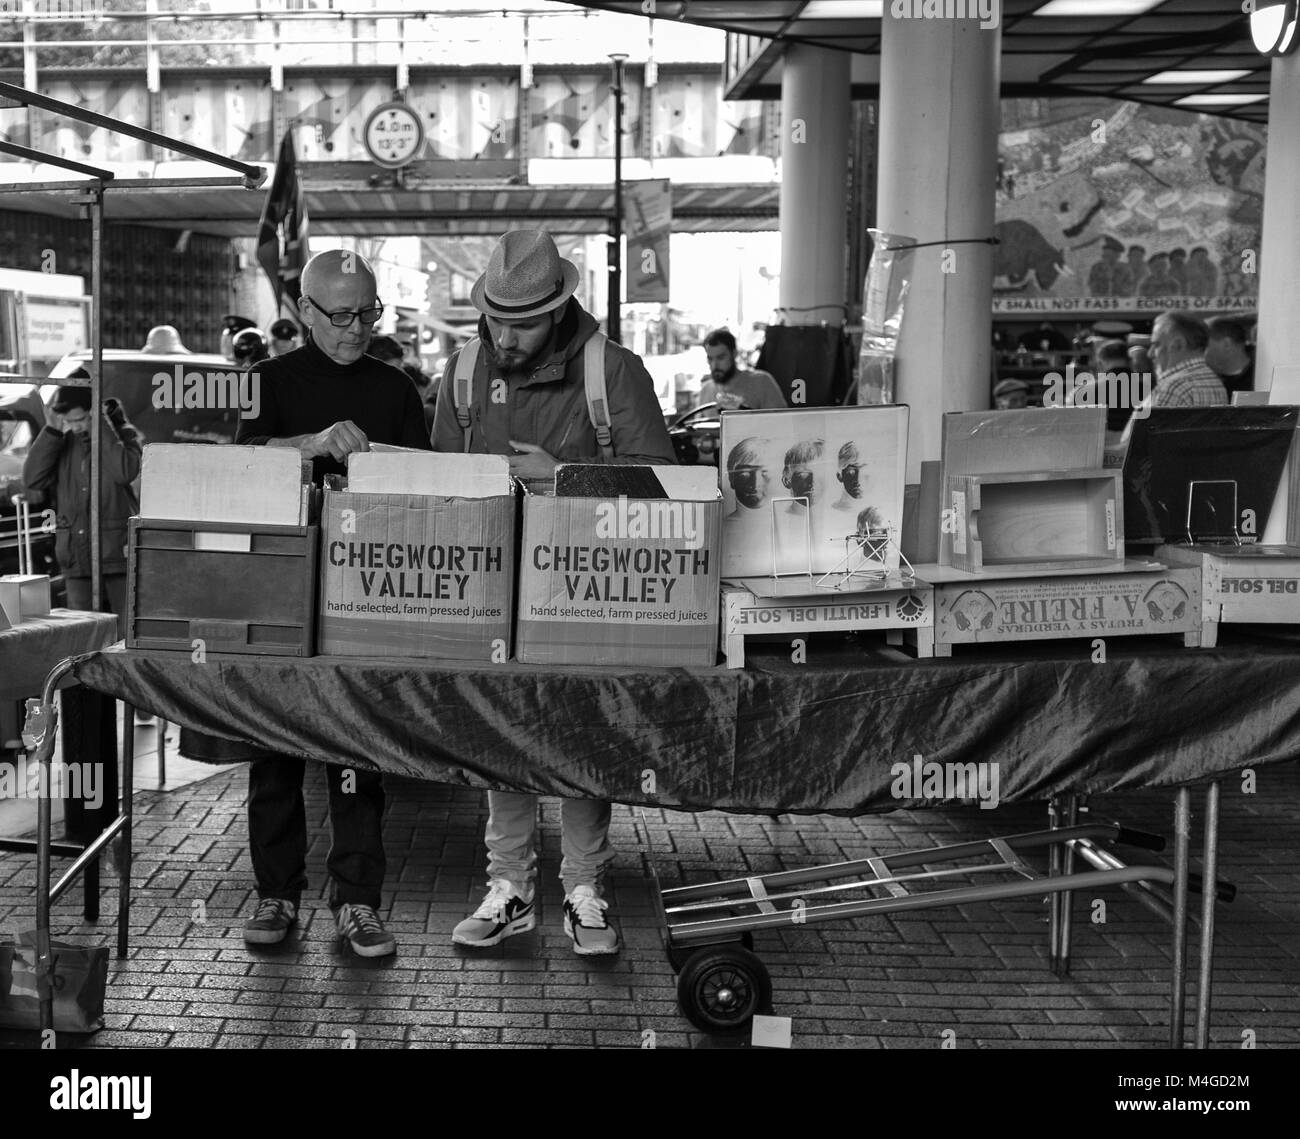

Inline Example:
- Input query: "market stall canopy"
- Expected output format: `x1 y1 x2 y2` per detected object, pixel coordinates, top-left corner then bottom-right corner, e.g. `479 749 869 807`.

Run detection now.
0 164 778 239
572 0 1271 124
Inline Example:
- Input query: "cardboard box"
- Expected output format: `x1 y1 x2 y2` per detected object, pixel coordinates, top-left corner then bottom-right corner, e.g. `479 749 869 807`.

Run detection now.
1157 542 1300 646
515 472 722 667
140 444 314 526
0 574 52 625
127 519 318 656
947 469 1124 573
931 565 1200 651
317 488 517 660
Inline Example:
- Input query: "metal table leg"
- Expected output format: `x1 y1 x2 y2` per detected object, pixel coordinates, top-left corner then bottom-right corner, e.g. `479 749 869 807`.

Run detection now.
118 706 134 958
1195 780 1221 1049
1047 796 1063 973
1169 787 1192 1049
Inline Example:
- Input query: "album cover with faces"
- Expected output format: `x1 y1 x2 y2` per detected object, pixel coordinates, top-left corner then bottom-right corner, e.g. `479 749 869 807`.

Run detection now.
717 405 910 580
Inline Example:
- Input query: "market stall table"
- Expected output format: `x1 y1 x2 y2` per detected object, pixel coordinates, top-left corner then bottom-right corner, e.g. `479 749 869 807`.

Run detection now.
0 609 122 923
41 633 1300 1043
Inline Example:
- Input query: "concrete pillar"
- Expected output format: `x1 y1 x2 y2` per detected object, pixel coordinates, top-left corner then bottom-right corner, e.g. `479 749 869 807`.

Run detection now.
1257 48 1300 543
1257 52 1300 399
778 45 850 326
876 12 1000 480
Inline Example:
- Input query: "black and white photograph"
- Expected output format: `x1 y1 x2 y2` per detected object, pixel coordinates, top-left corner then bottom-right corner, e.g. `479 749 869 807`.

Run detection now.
718 404 908 579
0 0 1297 1113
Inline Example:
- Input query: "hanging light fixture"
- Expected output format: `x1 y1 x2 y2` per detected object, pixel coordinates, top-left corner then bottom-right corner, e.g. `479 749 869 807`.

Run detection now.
1250 0 1299 57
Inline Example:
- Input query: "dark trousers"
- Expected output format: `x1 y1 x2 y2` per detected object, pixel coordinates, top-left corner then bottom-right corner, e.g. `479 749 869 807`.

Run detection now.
60 574 125 844
247 757 386 910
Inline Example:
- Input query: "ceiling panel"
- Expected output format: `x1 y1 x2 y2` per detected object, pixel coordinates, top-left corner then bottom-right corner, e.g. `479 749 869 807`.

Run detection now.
574 0 1274 123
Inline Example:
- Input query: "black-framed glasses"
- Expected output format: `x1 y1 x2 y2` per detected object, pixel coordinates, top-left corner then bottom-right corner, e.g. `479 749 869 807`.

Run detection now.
303 295 384 327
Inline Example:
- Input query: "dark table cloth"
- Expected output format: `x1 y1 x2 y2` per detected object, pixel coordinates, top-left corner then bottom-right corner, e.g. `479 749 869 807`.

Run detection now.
66 631 1300 814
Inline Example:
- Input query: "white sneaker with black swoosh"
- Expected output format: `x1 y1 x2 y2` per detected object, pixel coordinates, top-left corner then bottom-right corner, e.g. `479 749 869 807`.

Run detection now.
452 878 536 947
563 885 620 956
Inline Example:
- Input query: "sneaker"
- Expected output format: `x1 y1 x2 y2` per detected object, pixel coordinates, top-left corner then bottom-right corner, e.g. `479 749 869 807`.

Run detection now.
243 897 297 945
334 903 396 958
452 878 536 947
563 885 620 956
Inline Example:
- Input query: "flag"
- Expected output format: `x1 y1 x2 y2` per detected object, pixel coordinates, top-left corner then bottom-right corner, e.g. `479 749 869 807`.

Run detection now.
256 129 310 311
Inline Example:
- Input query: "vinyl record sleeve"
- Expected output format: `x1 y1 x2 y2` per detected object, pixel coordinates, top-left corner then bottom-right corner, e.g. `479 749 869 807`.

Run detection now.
717 405 909 579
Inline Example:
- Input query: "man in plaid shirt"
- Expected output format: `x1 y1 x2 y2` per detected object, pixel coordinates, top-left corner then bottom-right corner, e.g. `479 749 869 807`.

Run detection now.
1145 312 1228 409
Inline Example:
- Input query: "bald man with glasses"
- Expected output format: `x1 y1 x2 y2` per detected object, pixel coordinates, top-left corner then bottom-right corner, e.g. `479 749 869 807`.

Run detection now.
234 249 431 957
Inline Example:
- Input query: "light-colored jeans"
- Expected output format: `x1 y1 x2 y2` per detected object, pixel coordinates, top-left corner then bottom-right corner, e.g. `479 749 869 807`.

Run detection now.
485 791 613 893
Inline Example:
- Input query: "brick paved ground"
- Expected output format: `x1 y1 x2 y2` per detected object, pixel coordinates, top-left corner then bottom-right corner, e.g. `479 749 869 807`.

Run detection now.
1 757 1297 1050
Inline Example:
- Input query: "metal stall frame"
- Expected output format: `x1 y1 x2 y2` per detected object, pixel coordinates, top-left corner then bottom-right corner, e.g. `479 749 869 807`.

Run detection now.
0 81 266 1037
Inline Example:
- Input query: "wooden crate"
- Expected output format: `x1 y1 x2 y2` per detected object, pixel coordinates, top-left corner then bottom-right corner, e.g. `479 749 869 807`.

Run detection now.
922 565 1201 656
947 469 1123 574
1157 543 1300 647
720 581 934 667
127 519 318 656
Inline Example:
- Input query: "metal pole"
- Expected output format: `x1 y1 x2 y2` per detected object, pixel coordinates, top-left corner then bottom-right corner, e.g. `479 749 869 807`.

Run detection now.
89 189 104 613
1195 781 1221 1049
1170 786 1192 1049
607 53 627 345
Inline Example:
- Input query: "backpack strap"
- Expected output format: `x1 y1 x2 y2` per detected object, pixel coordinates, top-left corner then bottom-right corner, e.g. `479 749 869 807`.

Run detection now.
583 333 614 462
452 338 481 453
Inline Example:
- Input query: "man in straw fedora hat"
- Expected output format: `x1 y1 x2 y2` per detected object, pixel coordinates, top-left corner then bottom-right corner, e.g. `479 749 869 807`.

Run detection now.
433 228 675 957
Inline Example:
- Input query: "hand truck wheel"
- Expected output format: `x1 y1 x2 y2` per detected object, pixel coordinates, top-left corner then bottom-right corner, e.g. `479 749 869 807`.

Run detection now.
675 944 772 1034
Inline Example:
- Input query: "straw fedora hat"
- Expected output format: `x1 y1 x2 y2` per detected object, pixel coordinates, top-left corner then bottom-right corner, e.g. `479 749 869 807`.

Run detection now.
471 229 580 320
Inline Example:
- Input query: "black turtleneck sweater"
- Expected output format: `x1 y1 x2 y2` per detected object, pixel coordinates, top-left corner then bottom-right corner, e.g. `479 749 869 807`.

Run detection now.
236 336 432 483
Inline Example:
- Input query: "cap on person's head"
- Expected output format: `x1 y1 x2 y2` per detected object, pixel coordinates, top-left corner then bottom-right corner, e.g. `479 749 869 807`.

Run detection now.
471 229 580 320
269 318 299 341
143 325 189 354
223 314 257 334
52 383 93 414
993 379 1028 398
367 335 404 363
1128 244 1146 255
1101 235 1124 253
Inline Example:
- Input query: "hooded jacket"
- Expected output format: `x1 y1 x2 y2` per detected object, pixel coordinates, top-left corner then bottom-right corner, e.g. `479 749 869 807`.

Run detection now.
431 300 676 466
21 402 143 578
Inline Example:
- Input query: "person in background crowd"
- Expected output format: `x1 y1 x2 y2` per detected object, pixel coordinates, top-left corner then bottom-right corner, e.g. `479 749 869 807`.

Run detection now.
1128 341 1154 380
268 318 300 357
221 314 257 362
142 325 190 354
698 327 786 410
994 378 1029 409
1067 340 1137 436
1205 316 1255 396
366 334 406 369
20 376 142 631
433 227 675 957
370 335 435 435
1145 311 1228 409
234 249 431 958
232 327 269 369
